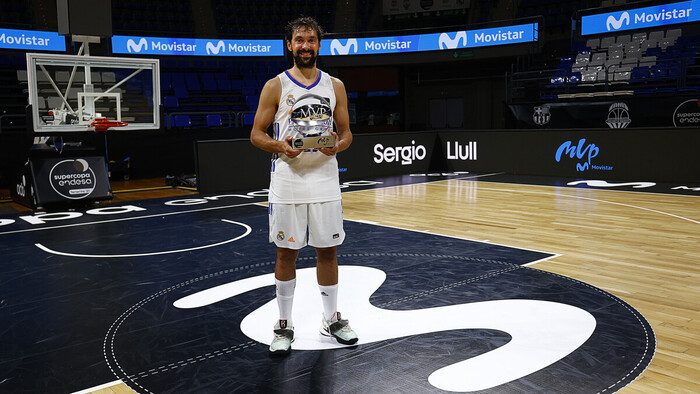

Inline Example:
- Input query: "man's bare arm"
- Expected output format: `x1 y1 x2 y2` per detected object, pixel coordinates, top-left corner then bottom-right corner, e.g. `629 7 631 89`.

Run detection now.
250 77 302 158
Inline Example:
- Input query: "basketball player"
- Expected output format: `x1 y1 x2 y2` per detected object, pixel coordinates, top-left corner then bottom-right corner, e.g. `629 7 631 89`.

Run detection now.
250 16 357 356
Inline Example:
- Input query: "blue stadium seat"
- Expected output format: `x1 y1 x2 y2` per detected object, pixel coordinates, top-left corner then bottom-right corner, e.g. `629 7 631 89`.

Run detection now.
243 113 255 125
230 80 244 91
242 88 257 96
667 63 681 77
163 96 179 110
630 67 649 83
550 70 566 85
206 114 222 127
172 80 189 99
160 73 172 91
185 73 201 92
174 114 191 128
646 47 663 57
202 78 217 92
648 66 668 81
245 96 259 110
567 72 582 84
217 79 231 91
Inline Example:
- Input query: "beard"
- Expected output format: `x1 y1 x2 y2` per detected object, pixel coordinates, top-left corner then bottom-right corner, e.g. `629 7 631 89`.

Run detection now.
293 50 317 68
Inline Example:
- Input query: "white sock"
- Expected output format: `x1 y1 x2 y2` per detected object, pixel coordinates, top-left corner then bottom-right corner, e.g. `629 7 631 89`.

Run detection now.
319 284 338 321
276 278 296 327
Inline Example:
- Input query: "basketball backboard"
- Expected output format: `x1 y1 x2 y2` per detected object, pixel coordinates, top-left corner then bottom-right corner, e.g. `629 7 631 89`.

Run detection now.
26 53 160 132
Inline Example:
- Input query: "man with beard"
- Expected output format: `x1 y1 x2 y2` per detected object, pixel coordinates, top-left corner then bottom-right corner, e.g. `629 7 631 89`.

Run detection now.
250 16 357 356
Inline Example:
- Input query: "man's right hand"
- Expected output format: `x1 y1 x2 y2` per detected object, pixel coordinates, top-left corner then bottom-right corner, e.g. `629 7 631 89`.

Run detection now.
283 136 302 158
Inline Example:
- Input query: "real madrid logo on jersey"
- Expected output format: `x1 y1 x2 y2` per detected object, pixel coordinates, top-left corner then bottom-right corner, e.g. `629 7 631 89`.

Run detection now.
286 94 295 107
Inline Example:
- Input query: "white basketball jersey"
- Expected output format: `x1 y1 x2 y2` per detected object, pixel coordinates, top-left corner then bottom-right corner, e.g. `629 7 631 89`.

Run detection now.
269 70 340 204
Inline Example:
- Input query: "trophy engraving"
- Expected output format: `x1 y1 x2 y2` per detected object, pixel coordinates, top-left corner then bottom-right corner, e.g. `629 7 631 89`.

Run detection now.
290 93 335 149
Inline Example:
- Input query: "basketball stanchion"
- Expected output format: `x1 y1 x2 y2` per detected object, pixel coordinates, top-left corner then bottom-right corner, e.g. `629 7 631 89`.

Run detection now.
90 118 128 182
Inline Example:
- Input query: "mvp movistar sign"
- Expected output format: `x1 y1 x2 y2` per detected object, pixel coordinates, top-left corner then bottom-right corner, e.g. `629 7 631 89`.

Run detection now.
581 1 698 35
112 35 283 56
319 23 538 56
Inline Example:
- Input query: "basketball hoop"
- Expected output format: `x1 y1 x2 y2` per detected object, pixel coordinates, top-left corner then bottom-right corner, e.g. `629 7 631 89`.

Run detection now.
91 118 128 132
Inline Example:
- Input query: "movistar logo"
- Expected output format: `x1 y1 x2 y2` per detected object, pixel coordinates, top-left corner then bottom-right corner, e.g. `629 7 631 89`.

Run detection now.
206 40 225 55
438 31 467 49
126 38 148 53
330 38 358 55
606 12 630 30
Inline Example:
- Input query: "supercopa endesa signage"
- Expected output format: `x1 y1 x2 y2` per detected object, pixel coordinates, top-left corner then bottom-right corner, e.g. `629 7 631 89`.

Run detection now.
673 99 700 127
49 159 97 199
27 156 112 207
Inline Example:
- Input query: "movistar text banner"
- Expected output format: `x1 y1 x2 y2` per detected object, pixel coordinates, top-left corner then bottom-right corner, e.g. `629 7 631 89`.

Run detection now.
111 36 283 56
0 28 65 51
581 1 698 35
319 23 538 56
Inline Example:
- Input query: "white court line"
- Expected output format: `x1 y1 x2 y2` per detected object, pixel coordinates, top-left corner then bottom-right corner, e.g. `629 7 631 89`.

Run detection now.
468 185 700 226
71 379 124 394
35 219 251 258
339 172 504 196
0 201 261 236
457 178 700 198
344 217 558 259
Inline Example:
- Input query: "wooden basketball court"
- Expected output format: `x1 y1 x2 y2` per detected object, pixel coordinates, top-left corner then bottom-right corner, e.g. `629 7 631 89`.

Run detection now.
1 174 698 393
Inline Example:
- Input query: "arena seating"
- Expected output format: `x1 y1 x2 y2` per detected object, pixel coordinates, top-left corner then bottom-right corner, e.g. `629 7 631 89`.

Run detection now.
510 27 700 101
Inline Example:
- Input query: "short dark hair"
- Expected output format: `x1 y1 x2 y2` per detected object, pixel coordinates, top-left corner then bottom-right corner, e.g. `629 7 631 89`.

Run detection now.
285 16 324 43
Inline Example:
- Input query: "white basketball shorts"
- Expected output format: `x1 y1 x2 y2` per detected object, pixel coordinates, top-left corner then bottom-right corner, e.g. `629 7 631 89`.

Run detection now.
268 200 345 249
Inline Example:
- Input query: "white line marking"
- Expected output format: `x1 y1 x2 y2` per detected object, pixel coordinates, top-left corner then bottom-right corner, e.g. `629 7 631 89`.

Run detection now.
34 219 251 258
523 254 562 267
344 218 557 257
472 186 700 225
0 201 261 236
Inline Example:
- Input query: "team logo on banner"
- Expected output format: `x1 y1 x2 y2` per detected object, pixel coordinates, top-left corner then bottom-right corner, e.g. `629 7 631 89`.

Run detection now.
606 102 631 128
533 105 551 125
48 159 97 199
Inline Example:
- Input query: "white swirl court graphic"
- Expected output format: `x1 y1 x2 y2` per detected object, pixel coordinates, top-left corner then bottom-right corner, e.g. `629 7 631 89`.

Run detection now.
173 265 596 392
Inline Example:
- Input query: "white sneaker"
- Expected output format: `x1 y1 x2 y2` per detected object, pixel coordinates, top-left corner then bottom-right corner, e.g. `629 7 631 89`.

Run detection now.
269 320 294 356
320 312 358 345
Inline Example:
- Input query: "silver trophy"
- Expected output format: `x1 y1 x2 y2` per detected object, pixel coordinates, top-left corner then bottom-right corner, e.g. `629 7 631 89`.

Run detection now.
290 93 335 150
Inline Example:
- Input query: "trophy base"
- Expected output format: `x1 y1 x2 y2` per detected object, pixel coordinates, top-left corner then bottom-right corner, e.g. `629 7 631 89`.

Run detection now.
291 135 335 150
